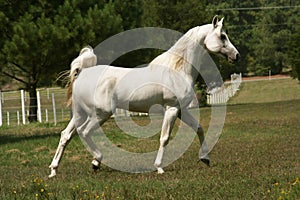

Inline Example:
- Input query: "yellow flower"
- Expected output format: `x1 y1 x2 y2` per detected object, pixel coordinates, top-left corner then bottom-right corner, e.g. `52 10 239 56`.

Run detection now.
41 188 45 192
274 182 279 186
267 189 270 193
292 177 299 186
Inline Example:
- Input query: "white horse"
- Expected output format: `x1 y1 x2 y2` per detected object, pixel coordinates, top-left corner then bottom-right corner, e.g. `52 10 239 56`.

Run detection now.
49 16 239 177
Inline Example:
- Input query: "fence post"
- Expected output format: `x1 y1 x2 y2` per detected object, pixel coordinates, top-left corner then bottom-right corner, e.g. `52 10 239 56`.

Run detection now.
37 91 42 123
45 109 48 123
7 111 9 126
21 90 26 125
47 88 50 99
17 111 20 125
0 91 2 126
52 93 57 125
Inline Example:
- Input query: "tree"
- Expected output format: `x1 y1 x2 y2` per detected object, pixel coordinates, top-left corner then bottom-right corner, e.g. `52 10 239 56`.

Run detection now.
207 0 299 77
289 19 300 81
250 15 277 75
0 0 123 122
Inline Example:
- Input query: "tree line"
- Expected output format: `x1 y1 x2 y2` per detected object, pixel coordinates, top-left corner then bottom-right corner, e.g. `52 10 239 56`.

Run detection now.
0 0 299 122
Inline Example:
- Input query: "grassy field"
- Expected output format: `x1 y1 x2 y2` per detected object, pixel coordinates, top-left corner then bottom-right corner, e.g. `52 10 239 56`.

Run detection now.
0 78 299 199
229 78 300 104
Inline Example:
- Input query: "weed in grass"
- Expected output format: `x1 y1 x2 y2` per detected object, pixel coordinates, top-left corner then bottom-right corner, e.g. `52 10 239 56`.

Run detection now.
266 177 300 200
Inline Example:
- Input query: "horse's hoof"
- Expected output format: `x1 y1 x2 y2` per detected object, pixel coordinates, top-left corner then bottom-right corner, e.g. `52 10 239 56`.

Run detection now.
92 164 100 171
157 167 164 174
91 159 100 171
48 169 57 178
200 158 210 167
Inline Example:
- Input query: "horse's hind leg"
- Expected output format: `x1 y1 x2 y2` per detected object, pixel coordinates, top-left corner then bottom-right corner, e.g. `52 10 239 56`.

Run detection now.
178 109 210 166
49 117 76 178
154 106 179 174
77 115 109 171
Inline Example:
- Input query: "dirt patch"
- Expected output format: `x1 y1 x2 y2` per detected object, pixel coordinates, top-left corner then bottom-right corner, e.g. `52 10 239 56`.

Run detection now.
6 149 21 154
33 146 49 153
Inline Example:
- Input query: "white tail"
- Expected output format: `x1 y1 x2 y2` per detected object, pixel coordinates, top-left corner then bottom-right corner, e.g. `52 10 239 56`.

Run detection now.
67 46 97 106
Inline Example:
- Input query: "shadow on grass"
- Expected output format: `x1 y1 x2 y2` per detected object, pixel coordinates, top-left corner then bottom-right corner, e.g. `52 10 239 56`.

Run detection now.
227 99 300 108
0 132 59 145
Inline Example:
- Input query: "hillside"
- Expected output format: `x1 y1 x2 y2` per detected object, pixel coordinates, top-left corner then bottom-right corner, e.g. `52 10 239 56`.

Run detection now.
228 78 300 104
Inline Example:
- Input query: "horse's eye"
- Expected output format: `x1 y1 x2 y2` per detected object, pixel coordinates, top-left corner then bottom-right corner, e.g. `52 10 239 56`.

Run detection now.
221 34 226 41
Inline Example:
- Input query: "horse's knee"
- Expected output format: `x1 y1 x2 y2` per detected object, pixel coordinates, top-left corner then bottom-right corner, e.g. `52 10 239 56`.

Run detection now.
160 137 169 147
59 131 72 146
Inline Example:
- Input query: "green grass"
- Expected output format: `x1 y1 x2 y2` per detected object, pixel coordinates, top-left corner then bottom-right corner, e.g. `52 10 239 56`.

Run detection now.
0 78 299 199
229 78 300 104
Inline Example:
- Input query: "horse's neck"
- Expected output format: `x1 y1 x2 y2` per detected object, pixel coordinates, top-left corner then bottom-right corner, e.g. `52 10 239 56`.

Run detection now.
149 24 212 85
176 24 212 83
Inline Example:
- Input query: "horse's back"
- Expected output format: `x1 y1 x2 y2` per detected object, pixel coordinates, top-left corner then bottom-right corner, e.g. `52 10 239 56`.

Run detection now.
73 64 194 114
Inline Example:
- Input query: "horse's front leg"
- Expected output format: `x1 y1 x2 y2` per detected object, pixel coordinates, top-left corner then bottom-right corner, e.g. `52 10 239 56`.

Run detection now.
154 106 179 174
178 109 210 166
49 117 76 178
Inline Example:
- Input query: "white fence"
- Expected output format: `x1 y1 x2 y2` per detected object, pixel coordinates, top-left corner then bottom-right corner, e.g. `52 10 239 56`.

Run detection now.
0 87 148 127
0 88 71 126
207 73 242 105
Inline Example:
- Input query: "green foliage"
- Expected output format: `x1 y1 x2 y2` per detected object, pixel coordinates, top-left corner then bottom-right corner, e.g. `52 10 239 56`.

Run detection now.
0 0 124 121
208 0 300 78
0 0 124 82
1 0 300 84
289 16 300 81
142 0 208 32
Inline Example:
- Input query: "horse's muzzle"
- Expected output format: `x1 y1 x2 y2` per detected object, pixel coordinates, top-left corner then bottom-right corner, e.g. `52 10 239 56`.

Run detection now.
229 53 240 62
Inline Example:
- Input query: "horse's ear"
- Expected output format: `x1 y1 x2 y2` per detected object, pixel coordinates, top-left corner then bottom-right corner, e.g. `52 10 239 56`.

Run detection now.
212 15 219 28
219 17 224 26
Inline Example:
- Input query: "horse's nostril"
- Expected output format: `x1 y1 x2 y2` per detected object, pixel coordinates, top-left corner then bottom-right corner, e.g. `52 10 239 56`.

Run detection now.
235 53 240 61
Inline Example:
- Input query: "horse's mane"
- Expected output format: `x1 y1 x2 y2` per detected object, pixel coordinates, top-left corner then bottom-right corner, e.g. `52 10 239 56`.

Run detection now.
149 26 203 71
66 46 97 106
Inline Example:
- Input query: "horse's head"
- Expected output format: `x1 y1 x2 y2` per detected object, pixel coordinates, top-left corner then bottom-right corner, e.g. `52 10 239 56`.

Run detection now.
204 16 239 62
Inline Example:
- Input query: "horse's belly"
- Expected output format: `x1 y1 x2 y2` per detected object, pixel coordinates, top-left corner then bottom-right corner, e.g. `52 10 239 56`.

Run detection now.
116 84 165 113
